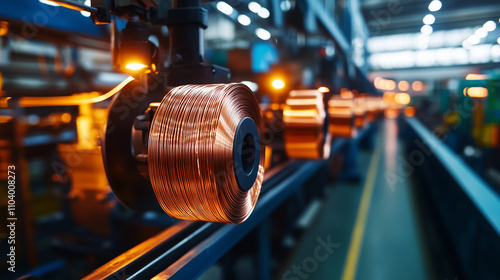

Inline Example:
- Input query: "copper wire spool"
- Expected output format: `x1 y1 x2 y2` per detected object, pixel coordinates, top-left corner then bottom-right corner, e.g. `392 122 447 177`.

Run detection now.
328 95 356 138
354 97 367 128
283 90 330 160
148 83 265 224
365 96 378 122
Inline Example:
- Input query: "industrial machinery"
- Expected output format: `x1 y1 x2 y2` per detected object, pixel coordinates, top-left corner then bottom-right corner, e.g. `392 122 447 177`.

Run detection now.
0 0 381 279
457 77 500 149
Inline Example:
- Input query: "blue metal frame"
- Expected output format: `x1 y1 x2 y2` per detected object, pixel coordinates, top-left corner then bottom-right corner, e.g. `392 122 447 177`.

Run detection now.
406 117 500 234
404 117 500 280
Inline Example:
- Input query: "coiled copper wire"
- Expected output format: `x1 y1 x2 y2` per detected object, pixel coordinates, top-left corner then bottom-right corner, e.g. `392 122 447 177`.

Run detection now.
148 83 264 224
354 96 367 128
283 90 330 160
328 95 356 138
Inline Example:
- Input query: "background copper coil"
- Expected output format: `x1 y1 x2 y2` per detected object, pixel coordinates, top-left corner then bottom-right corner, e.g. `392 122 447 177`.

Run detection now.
148 83 265 224
328 95 357 138
365 96 379 122
354 97 367 128
283 90 330 160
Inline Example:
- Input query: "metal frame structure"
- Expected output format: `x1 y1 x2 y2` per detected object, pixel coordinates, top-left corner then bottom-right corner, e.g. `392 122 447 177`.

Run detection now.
404 117 500 279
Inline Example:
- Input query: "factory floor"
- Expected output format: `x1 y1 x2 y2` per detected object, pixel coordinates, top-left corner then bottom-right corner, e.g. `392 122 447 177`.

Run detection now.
281 118 435 280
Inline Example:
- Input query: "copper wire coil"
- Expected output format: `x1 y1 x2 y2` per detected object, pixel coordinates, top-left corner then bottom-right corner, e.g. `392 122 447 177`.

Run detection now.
328 96 357 138
148 83 265 224
365 97 379 122
283 90 330 160
354 97 367 128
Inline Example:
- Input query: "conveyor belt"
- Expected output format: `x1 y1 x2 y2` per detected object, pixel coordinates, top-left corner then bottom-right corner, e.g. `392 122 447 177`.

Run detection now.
83 125 372 280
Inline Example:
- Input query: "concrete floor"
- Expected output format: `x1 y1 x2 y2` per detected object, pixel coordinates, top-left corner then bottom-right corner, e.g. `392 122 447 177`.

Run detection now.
280 118 433 280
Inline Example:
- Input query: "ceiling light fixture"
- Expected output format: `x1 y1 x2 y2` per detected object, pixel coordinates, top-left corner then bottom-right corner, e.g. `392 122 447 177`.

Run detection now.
475 27 487 38
423 14 435 25
217 1 234 15
421 25 433 35
258 7 270 18
256 28 271 40
484 20 496 32
237 14 251 26
248 2 261 13
428 0 442 12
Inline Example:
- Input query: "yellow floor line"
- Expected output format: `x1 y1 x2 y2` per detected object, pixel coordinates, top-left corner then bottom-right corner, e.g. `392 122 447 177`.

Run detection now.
340 141 382 280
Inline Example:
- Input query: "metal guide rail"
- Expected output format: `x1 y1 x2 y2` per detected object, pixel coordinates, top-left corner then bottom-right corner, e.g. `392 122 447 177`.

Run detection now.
405 117 500 234
83 126 372 280
404 117 500 280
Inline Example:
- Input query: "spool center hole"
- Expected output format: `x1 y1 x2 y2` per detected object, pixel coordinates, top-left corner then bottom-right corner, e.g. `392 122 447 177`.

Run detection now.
241 133 256 175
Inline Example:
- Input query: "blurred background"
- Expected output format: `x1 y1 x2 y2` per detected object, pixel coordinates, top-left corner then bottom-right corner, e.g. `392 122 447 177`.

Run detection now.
0 0 499 279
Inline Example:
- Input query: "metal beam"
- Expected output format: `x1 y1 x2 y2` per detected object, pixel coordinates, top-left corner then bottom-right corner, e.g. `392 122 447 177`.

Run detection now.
305 0 350 53
405 117 500 234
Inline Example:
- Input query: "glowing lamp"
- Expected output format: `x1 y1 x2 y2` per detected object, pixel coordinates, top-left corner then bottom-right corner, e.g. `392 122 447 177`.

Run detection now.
272 79 285 90
318 86 330 93
125 63 147 71
395 92 411 105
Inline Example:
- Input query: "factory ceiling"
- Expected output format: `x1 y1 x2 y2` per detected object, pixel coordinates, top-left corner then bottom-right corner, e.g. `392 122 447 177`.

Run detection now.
360 0 500 36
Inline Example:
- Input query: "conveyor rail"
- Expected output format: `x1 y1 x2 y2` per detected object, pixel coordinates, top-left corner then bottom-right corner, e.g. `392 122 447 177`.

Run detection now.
84 127 372 280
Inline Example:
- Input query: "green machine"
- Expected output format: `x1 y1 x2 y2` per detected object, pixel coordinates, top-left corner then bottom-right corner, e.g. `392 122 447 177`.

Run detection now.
457 76 500 148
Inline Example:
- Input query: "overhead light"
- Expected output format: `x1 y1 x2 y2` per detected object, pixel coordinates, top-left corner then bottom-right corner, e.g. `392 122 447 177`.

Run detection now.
272 79 285 89
248 2 261 13
475 27 487 38
421 25 433 35
468 35 480 45
237 14 251 26
317 86 330 93
497 37 500 45
423 14 435 25
428 0 442 12
241 81 258 92
484 20 496 32
217 1 234 15
258 7 270 19
256 28 271 40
